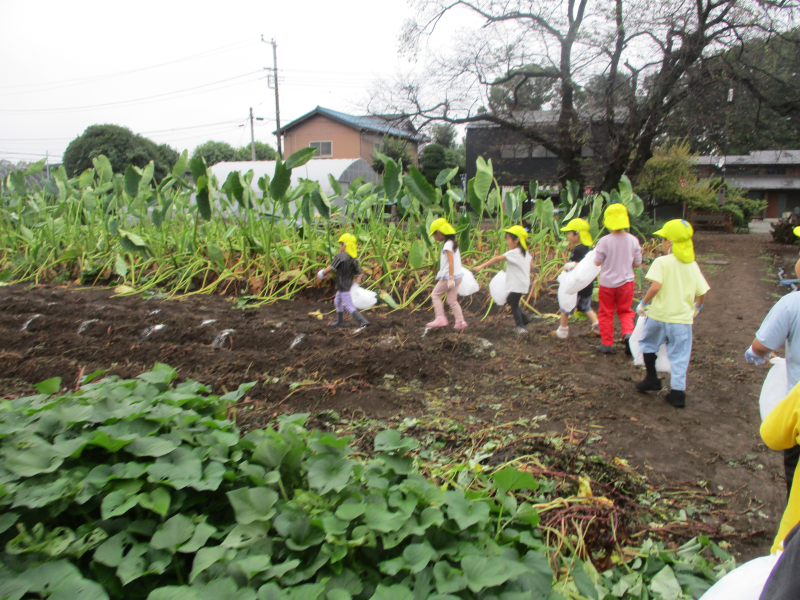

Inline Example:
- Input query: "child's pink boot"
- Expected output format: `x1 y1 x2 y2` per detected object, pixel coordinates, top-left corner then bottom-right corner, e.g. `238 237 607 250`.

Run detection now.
426 316 449 328
454 321 468 330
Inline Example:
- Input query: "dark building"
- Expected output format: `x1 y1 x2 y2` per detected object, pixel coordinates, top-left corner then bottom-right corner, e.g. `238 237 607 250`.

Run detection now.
696 150 800 219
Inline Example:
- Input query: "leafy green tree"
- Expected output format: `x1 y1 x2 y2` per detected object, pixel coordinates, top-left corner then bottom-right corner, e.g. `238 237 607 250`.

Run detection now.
372 135 414 174
635 141 715 207
62 124 179 180
430 123 458 148
419 142 464 185
192 140 236 166
233 142 277 161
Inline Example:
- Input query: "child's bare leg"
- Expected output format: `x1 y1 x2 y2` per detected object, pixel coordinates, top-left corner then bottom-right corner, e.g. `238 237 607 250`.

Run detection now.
585 310 598 324
560 312 569 328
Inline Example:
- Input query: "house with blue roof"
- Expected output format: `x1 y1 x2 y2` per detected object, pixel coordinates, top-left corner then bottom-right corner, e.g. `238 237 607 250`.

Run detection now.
279 106 424 166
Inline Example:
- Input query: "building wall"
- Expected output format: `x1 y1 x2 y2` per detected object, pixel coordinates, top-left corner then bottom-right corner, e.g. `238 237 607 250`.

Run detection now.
465 127 560 187
282 115 418 165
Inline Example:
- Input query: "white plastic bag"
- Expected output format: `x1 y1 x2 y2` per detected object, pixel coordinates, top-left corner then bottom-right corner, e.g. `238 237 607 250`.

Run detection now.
560 250 601 295
349 283 377 310
760 357 788 420
557 272 577 313
629 316 671 372
699 554 779 600
489 272 509 305
457 269 480 297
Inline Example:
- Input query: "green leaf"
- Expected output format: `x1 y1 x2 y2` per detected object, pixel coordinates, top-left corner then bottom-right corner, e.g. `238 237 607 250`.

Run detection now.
328 174 342 197
34 377 61 395
190 156 207 183
173 150 189 179
473 156 493 203
435 166 459 188
127 437 180 457
307 456 355 494
467 179 482 215
434 561 467 594
374 429 418 453
124 165 142 198
371 584 414 600
312 190 330 220
285 146 319 169
461 556 529 593
138 487 171 516
93 155 113 182
402 541 437 573
409 240 427 270
378 291 398 310
335 503 366 521
179 522 216 553
270 160 291 200
196 188 211 220
227 487 279 524
491 466 539 495
147 586 202 600
114 255 128 278
150 514 195 553
101 491 139 519
190 546 227 582
649 565 682 600
364 505 408 533
404 167 436 207
445 493 490 529
381 157 402 201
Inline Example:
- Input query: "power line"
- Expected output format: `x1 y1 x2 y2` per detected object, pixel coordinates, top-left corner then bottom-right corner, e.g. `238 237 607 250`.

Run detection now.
0 70 264 114
0 39 259 96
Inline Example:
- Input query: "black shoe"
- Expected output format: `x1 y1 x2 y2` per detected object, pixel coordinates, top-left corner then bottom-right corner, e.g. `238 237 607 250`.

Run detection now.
352 310 369 327
665 390 686 408
521 312 533 325
623 333 632 356
636 376 663 392
598 344 614 354
328 311 345 327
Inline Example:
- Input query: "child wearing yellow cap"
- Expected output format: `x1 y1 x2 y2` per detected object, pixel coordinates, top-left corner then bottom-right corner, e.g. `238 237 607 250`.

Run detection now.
317 233 369 328
474 225 533 333
593 204 642 354
635 219 709 408
555 218 600 339
427 218 467 330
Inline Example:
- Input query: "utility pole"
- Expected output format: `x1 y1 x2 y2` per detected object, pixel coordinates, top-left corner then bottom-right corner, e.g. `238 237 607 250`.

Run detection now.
249 107 264 160
261 35 282 158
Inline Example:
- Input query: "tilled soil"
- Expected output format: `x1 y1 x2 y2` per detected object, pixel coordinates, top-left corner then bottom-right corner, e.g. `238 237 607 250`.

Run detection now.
0 232 794 559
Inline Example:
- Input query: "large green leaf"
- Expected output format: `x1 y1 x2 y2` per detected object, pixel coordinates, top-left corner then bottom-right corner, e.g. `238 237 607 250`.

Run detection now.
311 190 330 220
445 493 490 530
467 179 482 215
147 586 202 600
172 150 189 179
404 167 436 207
34 377 61 395
285 146 318 169
473 156 493 203
150 514 195 553
328 174 342 197
138 487 171 516
269 160 291 200
383 158 402 201
435 166 459 188
307 456 355 494
124 165 142 198
371 584 414 600
101 490 139 519
189 546 227 582
189 156 207 182
461 555 530 592
197 188 212 220
408 240 427 270
649 565 682 600
434 561 467 594
491 466 539 495
227 487 279 524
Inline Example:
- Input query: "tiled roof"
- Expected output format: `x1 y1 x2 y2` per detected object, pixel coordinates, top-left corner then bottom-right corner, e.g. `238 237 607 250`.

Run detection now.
696 150 800 166
280 106 425 142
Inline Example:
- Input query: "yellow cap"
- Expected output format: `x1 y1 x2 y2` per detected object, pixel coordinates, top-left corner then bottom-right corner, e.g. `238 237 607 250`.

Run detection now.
429 217 456 236
654 219 694 263
503 225 529 251
560 218 593 247
794 226 800 238
604 204 630 231
337 233 357 258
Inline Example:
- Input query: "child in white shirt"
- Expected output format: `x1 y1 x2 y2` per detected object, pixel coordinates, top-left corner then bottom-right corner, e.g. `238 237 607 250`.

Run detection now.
474 226 532 333
426 218 467 330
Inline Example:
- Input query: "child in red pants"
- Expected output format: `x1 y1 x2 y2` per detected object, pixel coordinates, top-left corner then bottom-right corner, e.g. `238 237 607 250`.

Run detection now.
593 204 642 354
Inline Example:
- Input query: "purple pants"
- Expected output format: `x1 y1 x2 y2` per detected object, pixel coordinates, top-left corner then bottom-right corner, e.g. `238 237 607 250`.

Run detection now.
334 291 356 314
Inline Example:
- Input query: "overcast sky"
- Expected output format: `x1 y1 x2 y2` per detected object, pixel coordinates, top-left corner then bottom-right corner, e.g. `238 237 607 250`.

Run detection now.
1 0 469 165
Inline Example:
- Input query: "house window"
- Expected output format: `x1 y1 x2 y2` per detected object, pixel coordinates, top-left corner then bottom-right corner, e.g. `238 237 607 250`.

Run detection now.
532 145 556 158
310 141 332 158
500 144 530 158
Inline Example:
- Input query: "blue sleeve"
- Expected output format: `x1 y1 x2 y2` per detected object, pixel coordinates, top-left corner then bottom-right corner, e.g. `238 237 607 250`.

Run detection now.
757 297 794 351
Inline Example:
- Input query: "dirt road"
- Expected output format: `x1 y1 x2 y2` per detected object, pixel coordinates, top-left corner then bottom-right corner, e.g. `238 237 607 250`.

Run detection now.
0 232 794 559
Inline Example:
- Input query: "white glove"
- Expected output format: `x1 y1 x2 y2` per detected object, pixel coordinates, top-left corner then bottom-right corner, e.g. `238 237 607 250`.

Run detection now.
447 277 455 290
744 346 766 365
563 262 577 272
636 301 647 317
317 269 325 280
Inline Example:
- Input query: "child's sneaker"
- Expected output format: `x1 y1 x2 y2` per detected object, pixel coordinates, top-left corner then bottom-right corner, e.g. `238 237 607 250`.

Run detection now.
554 325 569 340
514 326 528 335
426 316 448 328
454 321 468 331
665 390 686 408
597 344 614 354
622 333 633 356
590 322 600 335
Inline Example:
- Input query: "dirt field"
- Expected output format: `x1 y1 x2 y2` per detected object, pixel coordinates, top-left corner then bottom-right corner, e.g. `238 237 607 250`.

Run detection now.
1 232 797 560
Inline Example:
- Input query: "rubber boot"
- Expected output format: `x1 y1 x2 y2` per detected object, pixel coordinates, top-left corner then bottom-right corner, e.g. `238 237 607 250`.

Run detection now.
520 311 533 325
665 389 686 408
636 353 662 391
623 332 633 356
352 310 369 327
328 312 345 327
